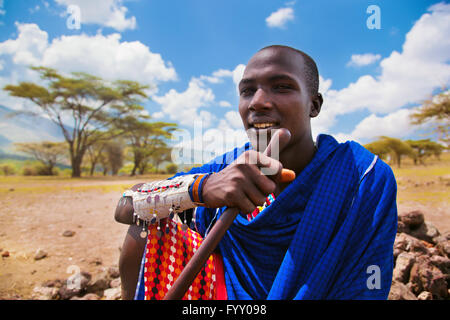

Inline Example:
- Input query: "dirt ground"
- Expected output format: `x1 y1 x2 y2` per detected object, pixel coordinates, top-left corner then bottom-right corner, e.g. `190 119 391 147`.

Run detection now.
0 174 449 300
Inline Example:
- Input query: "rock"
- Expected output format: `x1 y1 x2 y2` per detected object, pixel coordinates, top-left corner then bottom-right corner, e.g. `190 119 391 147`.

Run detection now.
388 280 417 300
409 222 440 244
103 287 121 300
110 278 121 288
34 249 48 260
393 252 415 283
417 291 433 300
107 266 120 279
397 221 410 234
1 251 9 257
32 286 59 300
399 210 424 229
62 230 75 237
430 255 450 274
70 293 101 300
58 271 92 299
90 257 103 265
42 279 64 288
86 271 111 294
436 240 450 258
408 256 448 299
394 233 429 257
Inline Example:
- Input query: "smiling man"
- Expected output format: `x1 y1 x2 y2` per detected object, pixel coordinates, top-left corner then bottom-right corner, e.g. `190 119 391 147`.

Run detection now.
115 45 398 300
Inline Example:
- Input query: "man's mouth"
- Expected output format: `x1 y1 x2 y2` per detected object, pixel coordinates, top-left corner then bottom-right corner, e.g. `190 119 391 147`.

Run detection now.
252 122 278 129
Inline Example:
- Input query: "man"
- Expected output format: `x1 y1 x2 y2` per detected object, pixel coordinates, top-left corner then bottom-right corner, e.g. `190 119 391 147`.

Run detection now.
115 45 398 300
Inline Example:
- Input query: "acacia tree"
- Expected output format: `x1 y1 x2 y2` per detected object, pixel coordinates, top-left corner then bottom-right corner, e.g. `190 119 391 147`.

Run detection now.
410 89 450 146
3 67 149 177
14 141 67 175
116 116 177 176
405 139 444 165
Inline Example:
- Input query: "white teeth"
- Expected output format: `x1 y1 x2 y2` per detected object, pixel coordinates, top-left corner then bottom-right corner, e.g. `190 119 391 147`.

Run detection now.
253 122 275 129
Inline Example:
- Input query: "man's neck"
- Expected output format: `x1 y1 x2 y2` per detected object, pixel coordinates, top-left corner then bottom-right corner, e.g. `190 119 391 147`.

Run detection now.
275 137 317 195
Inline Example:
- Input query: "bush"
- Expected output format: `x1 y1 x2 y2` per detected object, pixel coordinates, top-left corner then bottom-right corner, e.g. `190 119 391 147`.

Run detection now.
165 163 178 174
1 164 16 176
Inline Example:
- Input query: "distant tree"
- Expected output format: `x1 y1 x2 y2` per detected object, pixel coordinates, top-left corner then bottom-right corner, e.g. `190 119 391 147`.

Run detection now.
3 67 149 177
364 140 391 160
366 137 415 167
0 164 16 176
165 163 178 174
405 139 444 165
14 141 67 175
410 89 450 146
104 139 126 176
379 136 416 167
115 116 177 176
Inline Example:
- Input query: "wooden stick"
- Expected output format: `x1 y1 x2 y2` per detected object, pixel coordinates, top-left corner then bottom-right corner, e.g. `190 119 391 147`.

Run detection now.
163 129 294 300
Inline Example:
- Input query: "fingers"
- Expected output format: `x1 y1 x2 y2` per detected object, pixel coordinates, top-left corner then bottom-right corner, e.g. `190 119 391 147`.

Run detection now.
237 150 283 177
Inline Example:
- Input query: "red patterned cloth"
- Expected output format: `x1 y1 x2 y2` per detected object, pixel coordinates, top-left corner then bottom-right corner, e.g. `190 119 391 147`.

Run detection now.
143 219 227 300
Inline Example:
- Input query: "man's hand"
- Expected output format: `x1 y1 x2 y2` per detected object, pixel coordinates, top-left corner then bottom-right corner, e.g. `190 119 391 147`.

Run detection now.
202 150 283 214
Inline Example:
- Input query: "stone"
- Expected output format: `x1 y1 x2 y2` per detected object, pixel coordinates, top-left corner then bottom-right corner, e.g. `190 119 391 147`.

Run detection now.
397 221 410 234
430 255 450 274
70 293 101 300
110 278 121 288
1 251 9 258
107 266 120 279
34 249 48 260
86 271 111 294
103 287 121 300
42 279 64 288
436 240 450 258
408 256 448 299
399 210 424 229
32 286 58 300
395 233 429 256
393 252 415 284
62 230 75 237
90 257 103 265
388 280 417 300
58 271 92 299
417 291 433 300
409 222 440 244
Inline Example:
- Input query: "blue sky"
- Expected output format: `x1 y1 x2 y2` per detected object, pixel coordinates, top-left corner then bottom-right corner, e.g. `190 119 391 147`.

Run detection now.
0 0 449 161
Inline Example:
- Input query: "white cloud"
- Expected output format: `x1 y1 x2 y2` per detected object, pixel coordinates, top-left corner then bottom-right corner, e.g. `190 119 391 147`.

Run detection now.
0 22 177 89
218 100 232 108
316 3 450 138
266 7 294 29
42 32 177 86
152 77 216 128
0 0 5 15
0 23 48 66
347 53 381 67
55 0 136 31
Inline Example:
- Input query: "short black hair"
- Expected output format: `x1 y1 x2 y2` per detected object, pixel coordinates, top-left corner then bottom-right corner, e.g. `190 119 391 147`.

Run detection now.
258 45 319 97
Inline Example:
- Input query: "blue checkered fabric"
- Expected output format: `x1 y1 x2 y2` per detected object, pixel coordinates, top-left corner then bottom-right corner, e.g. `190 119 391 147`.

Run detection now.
166 134 398 300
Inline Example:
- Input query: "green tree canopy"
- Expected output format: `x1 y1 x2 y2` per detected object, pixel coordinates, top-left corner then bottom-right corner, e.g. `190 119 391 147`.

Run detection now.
4 66 150 177
410 89 450 146
14 141 67 175
115 116 177 176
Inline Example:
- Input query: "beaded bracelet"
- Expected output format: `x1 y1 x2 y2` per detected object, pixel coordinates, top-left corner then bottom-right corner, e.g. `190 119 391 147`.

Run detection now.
188 173 212 205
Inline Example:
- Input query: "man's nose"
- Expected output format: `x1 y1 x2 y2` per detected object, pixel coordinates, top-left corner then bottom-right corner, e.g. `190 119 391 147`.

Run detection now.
249 88 272 111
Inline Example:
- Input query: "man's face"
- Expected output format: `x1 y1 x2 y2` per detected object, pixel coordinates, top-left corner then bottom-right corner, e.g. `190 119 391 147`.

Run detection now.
238 48 319 152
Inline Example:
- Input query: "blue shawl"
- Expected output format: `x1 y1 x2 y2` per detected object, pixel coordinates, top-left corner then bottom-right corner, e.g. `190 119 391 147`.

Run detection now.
136 134 397 300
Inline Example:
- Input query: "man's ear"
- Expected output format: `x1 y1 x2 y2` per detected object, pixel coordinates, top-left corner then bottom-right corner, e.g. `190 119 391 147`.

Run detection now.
310 92 323 118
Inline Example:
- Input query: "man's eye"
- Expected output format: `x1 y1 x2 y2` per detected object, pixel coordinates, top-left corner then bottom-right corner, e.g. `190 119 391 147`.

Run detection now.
240 88 254 96
274 84 292 91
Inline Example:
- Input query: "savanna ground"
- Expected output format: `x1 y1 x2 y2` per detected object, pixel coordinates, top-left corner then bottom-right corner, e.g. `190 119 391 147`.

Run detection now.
0 155 449 300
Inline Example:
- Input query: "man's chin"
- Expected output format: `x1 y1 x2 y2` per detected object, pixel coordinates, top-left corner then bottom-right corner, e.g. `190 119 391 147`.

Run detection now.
246 127 282 152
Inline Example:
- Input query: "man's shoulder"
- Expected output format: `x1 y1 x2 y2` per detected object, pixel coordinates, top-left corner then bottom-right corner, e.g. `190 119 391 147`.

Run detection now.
334 137 395 184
